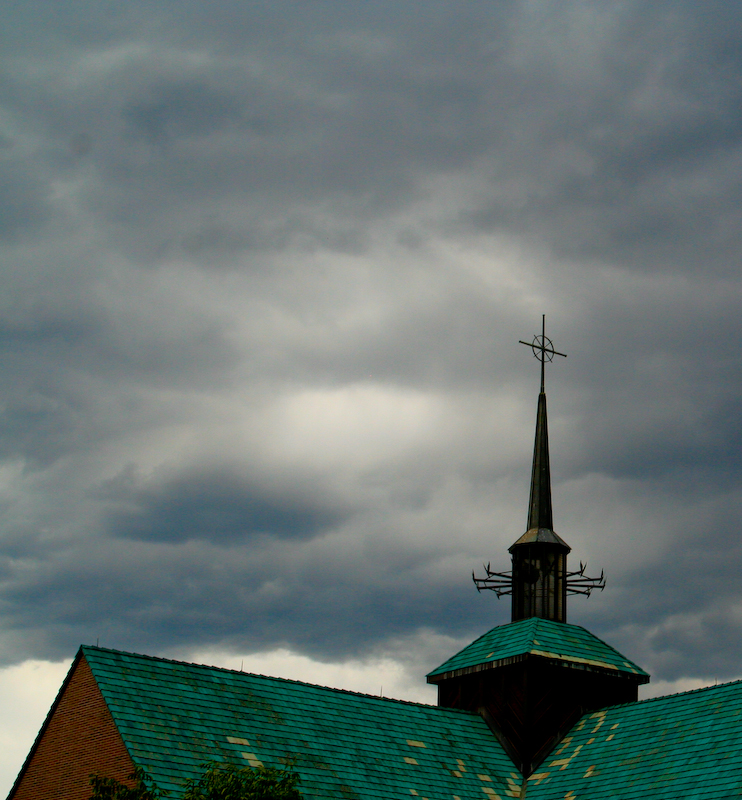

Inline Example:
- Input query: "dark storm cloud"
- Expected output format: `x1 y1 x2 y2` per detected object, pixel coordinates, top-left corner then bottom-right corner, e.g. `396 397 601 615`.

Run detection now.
101 467 347 543
0 498 501 663
0 302 236 469
0 163 51 242
584 491 742 683
1 0 742 693
443 3 742 277
0 1 523 264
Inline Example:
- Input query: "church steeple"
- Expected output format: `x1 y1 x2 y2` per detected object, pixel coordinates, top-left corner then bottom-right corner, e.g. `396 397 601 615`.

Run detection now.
436 321 637 777
509 317 569 622
522 314 563 536
473 316 604 623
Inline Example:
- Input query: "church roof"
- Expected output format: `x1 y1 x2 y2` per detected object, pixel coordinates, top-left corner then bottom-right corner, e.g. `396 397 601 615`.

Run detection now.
16 643 742 799
426 618 649 682
525 678 742 799
83 646 520 800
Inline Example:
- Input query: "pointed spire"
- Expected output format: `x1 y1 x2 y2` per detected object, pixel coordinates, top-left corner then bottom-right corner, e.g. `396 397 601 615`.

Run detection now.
473 316 605 622
527 390 553 532
511 317 569 549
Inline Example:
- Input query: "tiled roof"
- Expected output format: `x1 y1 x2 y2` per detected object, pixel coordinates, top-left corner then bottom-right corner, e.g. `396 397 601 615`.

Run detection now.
83 646 520 800
525 678 742 800
426 618 649 681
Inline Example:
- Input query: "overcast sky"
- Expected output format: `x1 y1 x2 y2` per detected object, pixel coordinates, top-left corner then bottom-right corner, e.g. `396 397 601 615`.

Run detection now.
4 0 742 791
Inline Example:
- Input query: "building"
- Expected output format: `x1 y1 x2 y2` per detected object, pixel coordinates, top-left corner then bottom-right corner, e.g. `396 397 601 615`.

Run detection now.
9 322 742 799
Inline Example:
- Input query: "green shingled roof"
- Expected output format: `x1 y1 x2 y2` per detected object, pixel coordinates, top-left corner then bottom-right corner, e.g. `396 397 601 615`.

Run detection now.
83 646 521 800
427 618 649 681
526 679 742 800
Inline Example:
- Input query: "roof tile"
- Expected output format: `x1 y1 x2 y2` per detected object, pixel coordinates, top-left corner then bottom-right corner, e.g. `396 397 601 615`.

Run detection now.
83 646 518 800
526 679 742 800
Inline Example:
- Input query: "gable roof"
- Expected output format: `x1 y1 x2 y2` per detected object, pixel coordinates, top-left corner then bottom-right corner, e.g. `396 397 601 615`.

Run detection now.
83 646 520 800
8 651 136 800
426 618 649 682
525 678 742 800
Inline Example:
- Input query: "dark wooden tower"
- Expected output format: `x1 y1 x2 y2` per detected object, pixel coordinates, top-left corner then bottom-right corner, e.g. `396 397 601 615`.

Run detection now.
431 317 647 776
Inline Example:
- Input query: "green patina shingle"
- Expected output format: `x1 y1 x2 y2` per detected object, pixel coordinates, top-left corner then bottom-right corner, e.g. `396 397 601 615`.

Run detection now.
525 679 742 800
426 618 649 680
83 646 521 800
80 640 742 799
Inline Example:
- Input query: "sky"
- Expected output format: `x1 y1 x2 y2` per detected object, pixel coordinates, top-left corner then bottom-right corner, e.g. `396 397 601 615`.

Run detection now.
3 0 742 791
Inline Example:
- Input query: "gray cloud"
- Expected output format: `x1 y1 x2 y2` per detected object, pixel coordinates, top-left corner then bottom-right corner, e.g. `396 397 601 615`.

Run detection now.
0 0 742 696
100 466 348 543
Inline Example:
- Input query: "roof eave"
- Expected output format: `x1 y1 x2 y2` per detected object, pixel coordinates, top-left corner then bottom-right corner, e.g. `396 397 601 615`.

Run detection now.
427 652 650 685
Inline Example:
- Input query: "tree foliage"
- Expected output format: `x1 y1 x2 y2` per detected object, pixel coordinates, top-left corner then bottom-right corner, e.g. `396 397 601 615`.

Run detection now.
90 762 302 800
89 766 168 800
184 762 301 800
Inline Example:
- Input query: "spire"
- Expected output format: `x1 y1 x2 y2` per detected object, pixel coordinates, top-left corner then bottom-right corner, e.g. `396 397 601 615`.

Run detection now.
519 315 565 539
472 316 605 622
527 390 553 533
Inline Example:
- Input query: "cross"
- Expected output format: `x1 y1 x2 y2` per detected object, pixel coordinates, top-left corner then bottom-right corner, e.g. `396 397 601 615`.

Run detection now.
519 314 567 392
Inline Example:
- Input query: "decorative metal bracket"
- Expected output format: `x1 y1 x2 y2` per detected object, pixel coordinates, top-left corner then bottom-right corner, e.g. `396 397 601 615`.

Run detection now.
566 561 606 596
472 564 513 597
472 561 605 599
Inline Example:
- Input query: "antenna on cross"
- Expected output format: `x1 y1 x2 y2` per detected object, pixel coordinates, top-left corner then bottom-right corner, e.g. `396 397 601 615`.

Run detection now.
519 314 567 393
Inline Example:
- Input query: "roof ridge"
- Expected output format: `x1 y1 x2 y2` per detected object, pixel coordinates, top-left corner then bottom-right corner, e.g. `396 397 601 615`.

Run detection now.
81 644 476 713
632 676 742 706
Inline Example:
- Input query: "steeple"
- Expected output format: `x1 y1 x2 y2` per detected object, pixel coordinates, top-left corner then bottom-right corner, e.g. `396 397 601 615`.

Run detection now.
508 318 569 621
523 314 563 537
436 320 636 777
473 316 604 623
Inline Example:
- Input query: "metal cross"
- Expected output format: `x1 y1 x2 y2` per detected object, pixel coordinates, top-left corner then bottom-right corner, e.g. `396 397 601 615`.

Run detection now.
519 314 567 392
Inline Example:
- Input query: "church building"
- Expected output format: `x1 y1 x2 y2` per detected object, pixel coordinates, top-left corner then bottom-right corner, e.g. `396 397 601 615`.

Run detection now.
9 321 742 799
